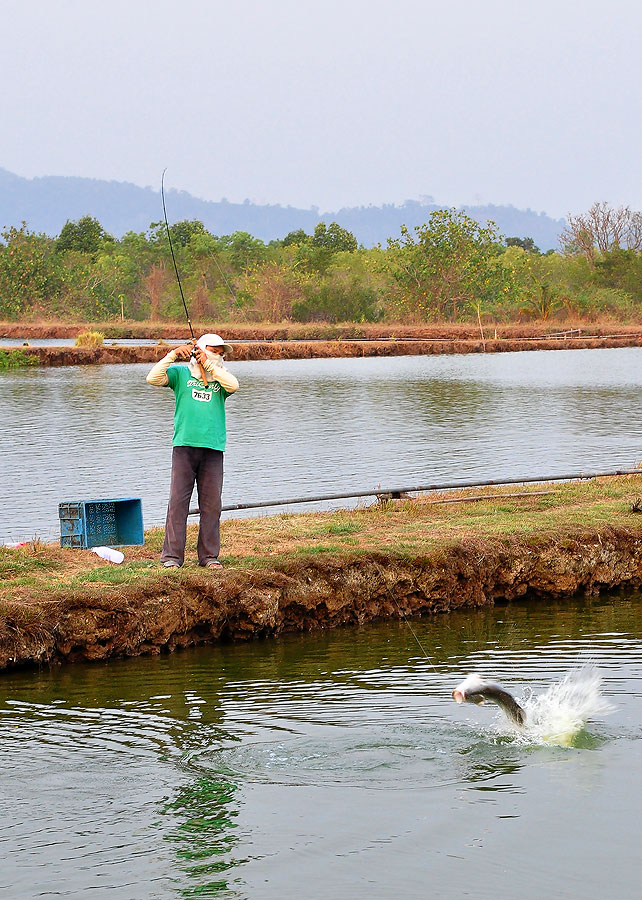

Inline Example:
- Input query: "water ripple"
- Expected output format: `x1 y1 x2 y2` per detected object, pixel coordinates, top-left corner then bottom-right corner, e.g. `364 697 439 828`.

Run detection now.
1 593 641 898
2 348 642 542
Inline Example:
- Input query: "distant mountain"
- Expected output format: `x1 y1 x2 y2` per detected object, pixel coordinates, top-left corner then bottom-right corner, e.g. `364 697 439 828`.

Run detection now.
0 168 565 250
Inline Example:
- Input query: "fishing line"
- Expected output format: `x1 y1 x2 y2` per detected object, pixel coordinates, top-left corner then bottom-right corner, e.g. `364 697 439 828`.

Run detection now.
210 251 238 306
374 562 438 671
390 596 434 664
161 170 236 316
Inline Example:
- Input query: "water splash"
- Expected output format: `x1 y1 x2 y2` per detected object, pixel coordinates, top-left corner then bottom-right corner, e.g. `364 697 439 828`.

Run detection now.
509 666 614 746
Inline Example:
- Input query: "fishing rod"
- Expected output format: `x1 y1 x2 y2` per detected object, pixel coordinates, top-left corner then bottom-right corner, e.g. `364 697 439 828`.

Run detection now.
160 169 209 386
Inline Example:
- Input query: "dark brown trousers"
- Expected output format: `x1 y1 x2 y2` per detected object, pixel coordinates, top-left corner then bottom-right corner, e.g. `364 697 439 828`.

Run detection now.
161 446 224 566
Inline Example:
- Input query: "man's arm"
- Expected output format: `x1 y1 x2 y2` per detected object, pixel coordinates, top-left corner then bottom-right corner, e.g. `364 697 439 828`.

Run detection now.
146 345 239 393
146 344 191 386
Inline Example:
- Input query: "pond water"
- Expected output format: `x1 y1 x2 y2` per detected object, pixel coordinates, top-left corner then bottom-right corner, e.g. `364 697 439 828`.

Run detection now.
0 347 641 544
1 591 640 898
0 338 183 347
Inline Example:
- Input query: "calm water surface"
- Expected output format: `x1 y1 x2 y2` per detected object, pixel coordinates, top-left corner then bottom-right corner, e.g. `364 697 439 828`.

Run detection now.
0 338 183 347
0 593 641 898
0 347 641 544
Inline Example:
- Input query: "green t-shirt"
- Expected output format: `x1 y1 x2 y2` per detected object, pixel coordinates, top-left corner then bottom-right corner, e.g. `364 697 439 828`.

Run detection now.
166 364 230 450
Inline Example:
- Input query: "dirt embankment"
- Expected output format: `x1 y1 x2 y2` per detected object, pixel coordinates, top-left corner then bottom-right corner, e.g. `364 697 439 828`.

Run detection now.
10 332 642 367
4 320 642 365
2 525 641 671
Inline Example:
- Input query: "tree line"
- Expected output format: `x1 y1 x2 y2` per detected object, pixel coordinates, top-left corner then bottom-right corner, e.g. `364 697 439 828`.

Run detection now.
1 202 641 323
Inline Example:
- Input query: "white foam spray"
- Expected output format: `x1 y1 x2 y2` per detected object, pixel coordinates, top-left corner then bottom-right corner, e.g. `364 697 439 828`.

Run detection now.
506 666 614 746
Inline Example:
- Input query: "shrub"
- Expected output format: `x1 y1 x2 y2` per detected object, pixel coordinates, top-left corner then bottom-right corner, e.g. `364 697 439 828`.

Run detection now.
292 271 383 323
0 349 39 369
74 331 104 347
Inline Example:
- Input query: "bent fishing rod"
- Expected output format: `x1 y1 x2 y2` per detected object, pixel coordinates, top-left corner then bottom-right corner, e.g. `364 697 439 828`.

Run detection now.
161 169 209 386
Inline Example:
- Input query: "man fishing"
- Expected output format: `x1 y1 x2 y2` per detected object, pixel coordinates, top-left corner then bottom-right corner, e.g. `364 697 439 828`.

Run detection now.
146 333 238 569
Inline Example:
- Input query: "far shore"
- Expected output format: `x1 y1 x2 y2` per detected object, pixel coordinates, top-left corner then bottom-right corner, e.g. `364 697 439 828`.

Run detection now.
2 319 642 342
2 320 642 364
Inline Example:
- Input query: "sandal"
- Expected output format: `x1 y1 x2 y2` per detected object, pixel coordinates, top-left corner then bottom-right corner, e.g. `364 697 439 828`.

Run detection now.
205 560 223 569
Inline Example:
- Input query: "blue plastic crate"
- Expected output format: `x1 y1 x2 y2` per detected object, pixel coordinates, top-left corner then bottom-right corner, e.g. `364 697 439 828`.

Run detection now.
59 498 144 548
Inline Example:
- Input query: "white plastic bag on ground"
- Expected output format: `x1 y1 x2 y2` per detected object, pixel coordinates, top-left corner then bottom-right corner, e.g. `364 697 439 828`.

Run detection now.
91 546 125 564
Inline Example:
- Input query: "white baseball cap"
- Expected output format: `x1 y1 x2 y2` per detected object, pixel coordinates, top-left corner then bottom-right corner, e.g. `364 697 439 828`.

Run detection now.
196 333 233 355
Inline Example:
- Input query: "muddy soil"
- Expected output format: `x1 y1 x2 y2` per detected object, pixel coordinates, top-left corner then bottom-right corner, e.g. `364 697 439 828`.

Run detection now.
8 331 642 367
2 525 641 671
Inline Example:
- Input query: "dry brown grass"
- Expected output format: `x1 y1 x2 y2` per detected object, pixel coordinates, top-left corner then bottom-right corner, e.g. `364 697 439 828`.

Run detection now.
3 319 642 343
2 475 642 670
225 477 641 559
2 476 641 605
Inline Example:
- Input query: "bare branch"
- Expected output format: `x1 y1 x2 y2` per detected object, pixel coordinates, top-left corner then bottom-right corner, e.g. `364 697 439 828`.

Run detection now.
562 201 642 260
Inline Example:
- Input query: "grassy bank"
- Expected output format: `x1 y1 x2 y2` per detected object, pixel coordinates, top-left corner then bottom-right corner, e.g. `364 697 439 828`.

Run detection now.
0 348 39 370
2 476 642 671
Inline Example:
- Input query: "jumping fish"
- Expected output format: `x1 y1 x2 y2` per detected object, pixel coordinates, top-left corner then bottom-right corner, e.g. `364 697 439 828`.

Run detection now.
452 673 526 727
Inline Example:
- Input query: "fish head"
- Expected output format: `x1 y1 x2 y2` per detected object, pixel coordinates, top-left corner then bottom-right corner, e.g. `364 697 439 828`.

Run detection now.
452 673 487 704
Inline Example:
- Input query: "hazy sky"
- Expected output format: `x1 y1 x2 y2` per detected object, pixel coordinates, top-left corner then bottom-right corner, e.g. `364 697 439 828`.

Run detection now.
2 0 641 218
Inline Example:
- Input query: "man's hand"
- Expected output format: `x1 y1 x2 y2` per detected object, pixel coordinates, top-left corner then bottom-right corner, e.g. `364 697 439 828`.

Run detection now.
173 344 194 360
192 345 210 385
193 346 208 365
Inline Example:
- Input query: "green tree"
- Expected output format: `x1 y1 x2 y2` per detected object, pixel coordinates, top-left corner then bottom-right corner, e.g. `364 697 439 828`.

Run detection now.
182 231 240 320
148 218 210 250
293 223 358 275
56 216 114 255
505 236 539 253
235 262 301 321
292 277 381 323
0 223 62 318
282 228 310 247
291 253 383 323
167 219 208 248
215 231 269 271
386 209 511 320
311 222 358 252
